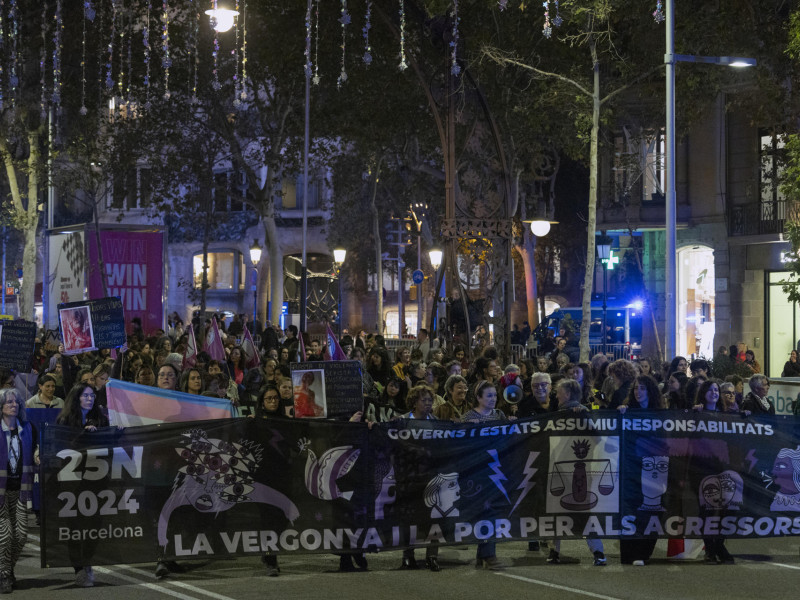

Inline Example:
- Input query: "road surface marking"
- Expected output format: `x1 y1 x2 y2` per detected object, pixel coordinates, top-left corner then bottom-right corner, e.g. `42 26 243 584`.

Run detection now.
496 572 623 600
773 562 800 571
114 564 240 600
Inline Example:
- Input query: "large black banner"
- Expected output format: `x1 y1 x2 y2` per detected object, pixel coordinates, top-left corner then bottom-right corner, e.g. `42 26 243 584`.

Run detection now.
40 411 800 567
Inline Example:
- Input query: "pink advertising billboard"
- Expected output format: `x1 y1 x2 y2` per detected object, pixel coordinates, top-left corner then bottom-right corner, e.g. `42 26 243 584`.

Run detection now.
86 229 164 335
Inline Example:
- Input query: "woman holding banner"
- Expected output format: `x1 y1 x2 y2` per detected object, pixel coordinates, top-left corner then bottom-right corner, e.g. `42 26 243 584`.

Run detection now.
56 383 110 587
0 389 36 594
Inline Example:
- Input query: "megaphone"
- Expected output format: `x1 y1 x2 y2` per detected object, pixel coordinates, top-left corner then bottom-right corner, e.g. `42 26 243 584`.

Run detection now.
503 384 523 405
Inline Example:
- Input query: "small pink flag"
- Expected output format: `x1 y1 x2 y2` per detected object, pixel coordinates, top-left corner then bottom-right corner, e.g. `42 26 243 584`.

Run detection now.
323 323 347 361
182 325 198 369
204 318 226 363
242 326 261 369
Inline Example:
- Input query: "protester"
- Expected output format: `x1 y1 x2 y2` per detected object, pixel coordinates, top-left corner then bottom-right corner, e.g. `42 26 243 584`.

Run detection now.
25 374 64 409
741 374 774 415
0 389 36 594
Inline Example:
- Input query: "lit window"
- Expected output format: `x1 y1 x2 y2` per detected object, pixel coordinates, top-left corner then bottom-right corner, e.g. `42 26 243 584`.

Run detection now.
193 252 238 290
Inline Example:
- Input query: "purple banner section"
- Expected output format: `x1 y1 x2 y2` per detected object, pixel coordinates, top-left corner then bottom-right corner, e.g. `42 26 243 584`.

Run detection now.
86 230 164 336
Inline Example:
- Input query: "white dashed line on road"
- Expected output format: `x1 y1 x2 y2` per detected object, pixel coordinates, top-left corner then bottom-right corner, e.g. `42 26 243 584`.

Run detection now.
495 572 623 600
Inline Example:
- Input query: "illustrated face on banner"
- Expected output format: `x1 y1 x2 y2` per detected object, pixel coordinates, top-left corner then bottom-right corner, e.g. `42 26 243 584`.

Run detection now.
176 431 259 513
771 447 800 496
424 473 461 518
700 471 743 510
641 455 669 508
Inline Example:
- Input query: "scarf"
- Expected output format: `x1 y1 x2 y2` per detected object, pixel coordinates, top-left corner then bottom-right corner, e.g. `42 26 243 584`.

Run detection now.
0 421 35 507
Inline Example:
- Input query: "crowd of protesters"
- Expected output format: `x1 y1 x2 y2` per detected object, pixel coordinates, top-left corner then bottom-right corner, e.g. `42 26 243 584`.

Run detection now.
0 312 797 590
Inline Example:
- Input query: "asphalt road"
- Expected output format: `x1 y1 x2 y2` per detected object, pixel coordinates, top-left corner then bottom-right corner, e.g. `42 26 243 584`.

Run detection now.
12 531 800 600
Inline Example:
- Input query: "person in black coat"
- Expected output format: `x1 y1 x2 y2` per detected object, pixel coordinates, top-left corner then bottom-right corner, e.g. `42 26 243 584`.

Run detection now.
782 350 800 377
740 374 775 415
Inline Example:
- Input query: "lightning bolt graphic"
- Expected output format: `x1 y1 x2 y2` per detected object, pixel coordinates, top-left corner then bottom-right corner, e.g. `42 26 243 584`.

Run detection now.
745 449 757 473
510 451 540 515
486 449 511 503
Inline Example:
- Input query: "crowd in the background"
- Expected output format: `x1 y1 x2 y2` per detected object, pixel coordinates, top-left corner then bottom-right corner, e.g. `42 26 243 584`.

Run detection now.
1 313 798 589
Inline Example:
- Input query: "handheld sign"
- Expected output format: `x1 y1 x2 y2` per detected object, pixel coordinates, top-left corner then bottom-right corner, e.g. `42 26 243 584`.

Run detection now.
0 319 37 372
291 360 363 419
58 297 126 354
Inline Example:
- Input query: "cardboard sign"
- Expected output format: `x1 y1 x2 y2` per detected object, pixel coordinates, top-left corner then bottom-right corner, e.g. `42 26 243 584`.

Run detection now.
58 297 126 354
0 319 37 372
290 360 363 419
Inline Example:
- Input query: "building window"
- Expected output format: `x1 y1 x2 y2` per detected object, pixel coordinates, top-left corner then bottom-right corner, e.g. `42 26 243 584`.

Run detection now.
760 132 787 221
280 175 319 210
193 251 242 290
612 127 665 203
110 166 153 210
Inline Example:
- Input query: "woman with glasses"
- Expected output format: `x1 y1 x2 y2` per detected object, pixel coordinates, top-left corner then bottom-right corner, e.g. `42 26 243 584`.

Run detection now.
0 389 36 593
156 364 180 391
56 383 110 587
718 382 740 413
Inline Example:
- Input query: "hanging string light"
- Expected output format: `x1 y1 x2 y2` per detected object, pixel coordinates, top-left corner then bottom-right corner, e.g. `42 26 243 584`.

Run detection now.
0 0 4 111
162 0 171 98
106 0 117 91
39 3 47 119
362 0 372 65
80 2 95 116
192 1 199 102
240 0 247 100
9 0 18 105
118 5 126 99
542 1 552 39
304 0 312 80
211 0 220 90
143 0 151 109
337 0 349 88
497 0 508 10
313 0 320 84
653 0 664 23
52 0 63 113
450 0 460 76
126 13 133 110
553 0 563 27
398 0 407 71
233 0 241 106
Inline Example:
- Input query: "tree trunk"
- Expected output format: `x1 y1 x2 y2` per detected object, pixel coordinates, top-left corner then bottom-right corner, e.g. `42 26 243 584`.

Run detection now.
263 215 284 325
370 158 384 334
516 233 539 329
579 38 601 363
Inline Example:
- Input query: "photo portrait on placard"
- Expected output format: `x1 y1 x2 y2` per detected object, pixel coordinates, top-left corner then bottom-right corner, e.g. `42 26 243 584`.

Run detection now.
59 305 95 354
293 369 327 418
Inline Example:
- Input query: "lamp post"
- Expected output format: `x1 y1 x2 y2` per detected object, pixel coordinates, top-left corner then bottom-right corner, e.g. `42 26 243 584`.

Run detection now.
427 246 443 339
663 0 755 359
249 239 262 326
596 234 612 356
333 248 347 336
409 202 428 337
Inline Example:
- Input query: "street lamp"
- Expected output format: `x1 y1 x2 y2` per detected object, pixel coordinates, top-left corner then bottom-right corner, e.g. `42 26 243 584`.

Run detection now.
333 248 347 335
409 202 428 338
596 234 612 356
205 3 239 33
249 239 262 326
427 246 443 340
663 0 755 359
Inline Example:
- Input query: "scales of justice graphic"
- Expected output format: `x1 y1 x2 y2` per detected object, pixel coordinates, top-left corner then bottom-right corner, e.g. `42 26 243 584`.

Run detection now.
549 439 615 511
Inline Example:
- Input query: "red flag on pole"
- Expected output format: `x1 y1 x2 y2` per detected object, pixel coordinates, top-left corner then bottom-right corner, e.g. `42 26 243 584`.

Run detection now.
242 326 261 369
183 325 198 369
204 318 227 363
323 323 348 361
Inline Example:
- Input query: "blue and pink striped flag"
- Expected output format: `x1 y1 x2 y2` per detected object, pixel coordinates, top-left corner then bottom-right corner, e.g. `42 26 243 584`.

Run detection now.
106 379 237 427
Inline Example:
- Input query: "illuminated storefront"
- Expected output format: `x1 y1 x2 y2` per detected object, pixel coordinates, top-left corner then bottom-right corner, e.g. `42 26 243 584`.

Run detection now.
678 245 715 358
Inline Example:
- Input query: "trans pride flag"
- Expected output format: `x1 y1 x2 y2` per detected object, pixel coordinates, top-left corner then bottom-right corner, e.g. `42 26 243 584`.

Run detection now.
106 379 237 427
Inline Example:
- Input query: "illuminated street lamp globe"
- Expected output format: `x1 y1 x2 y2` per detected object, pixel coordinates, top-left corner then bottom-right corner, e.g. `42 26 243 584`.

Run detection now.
333 248 347 265
205 6 239 33
529 219 551 237
428 247 443 270
249 239 262 266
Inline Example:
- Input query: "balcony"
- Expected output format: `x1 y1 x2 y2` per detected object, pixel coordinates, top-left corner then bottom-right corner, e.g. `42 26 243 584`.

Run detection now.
727 200 788 237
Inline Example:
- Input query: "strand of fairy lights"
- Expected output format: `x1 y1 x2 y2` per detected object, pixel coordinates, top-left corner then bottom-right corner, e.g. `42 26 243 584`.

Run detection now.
162 0 171 98
143 0 151 109
118 6 125 98
313 0 320 84
0 0 4 110
53 0 63 113
450 0 460 76
337 0 349 88
240 0 247 100
192 1 199 102
211 0 220 90
9 0 18 105
39 3 47 119
106 0 116 91
304 0 312 80
398 0 407 71
362 0 372 65
233 0 240 106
